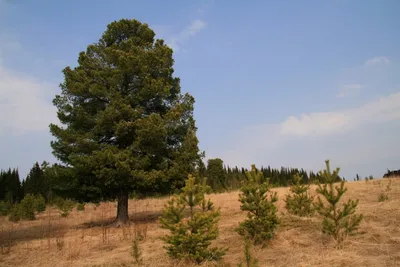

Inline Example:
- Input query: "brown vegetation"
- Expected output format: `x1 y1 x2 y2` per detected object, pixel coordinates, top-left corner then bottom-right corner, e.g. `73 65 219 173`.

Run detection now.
1 179 399 267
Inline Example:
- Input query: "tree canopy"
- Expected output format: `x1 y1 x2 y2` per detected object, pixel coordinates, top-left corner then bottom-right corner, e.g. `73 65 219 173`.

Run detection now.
49 19 200 224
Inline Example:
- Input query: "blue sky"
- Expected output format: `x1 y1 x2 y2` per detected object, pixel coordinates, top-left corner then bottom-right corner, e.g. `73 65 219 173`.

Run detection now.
0 0 399 180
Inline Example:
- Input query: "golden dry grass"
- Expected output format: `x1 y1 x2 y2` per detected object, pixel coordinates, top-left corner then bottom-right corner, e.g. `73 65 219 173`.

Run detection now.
1 178 399 267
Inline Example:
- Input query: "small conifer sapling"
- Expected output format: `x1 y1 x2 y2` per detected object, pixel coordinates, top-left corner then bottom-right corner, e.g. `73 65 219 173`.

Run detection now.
313 160 363 246
237 165 279 246
285 173 314 216
160 174 226 264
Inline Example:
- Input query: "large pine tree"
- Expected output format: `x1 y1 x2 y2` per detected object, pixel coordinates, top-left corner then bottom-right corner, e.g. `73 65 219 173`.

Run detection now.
50 19 200 224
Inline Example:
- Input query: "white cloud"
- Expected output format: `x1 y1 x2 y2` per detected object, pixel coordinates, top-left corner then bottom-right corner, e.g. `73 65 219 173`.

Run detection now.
337 84 363 98
364 56 390 67
0 65 57 135
213 92 400 178
168 19 206 52
280 92 400 137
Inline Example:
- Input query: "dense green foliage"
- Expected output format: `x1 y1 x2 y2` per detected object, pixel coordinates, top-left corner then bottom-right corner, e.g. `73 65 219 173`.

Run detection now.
313 160 363 246
160 174 226 263
17 194 37 220
0 168 22 203
0 201 12 216
23 162 47 199
206 158 227 192
8 205 21 222
237 165 279 246
285 173 314 216
6 194 47 222
49 18 200 223
34 194 46 213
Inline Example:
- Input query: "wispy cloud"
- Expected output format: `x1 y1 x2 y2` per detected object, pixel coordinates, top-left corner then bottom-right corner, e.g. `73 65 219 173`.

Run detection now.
0 64 57 135
364 56 390 67
167 19 206 52
336 83 363 98
280 92 400 137
213 92 400 177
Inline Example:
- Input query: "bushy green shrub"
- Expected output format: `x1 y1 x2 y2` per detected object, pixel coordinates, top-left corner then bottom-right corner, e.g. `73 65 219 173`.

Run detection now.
8 205 20 222
18 194 36 220
160 174 226 264
0 201 12 216
237 165 279 246
34 194 46 213
285 173 314 216
76 202 85 211
54 197 75 217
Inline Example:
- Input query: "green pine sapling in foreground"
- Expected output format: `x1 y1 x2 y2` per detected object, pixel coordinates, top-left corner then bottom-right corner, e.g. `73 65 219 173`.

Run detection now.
313 160 363 247
160 174 226 264
237 164 279 246
285 173 314 216
237 238 259 267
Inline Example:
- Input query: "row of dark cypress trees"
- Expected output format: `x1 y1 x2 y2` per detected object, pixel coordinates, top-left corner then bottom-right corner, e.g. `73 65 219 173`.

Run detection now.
0 162 50 204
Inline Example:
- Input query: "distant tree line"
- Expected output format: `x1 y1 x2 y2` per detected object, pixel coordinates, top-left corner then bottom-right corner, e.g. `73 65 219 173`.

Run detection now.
0 162 56 204
1 157 342 205
383 169 400 178
199 158 341 193
0 168 22 203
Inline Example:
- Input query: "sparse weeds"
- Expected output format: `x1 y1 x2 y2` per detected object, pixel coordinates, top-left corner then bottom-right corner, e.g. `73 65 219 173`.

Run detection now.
0 225 14 255
102 225 110 245
56 234 65 251
378 179 392 202
237 238 259 267
378 193 389 202
131 236 142 265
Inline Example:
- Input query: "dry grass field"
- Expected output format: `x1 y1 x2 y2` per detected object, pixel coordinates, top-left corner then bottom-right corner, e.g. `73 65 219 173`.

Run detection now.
1 178 399 267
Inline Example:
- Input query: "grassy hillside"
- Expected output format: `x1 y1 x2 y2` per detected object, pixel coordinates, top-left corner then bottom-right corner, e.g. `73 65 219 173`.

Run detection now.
1 178 399 267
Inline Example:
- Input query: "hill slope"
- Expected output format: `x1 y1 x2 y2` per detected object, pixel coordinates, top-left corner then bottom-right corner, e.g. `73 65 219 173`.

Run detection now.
1 179 399 267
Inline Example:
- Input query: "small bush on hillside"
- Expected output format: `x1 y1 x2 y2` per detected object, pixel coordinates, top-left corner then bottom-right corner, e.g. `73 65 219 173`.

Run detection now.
8 205 20 222
76 202 85 211
378 193 388 202
34 194 46 213
237 165 279 246
313 160 363 247
378 180 392 202
285 173 314 216
237 238 259 267
0 201 12 216
18 194 36 220
54 197 75 217
160 174 226 264
131 236 142 265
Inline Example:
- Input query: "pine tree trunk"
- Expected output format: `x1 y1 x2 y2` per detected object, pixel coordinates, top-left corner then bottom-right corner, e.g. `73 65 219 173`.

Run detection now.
116 191 129 225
